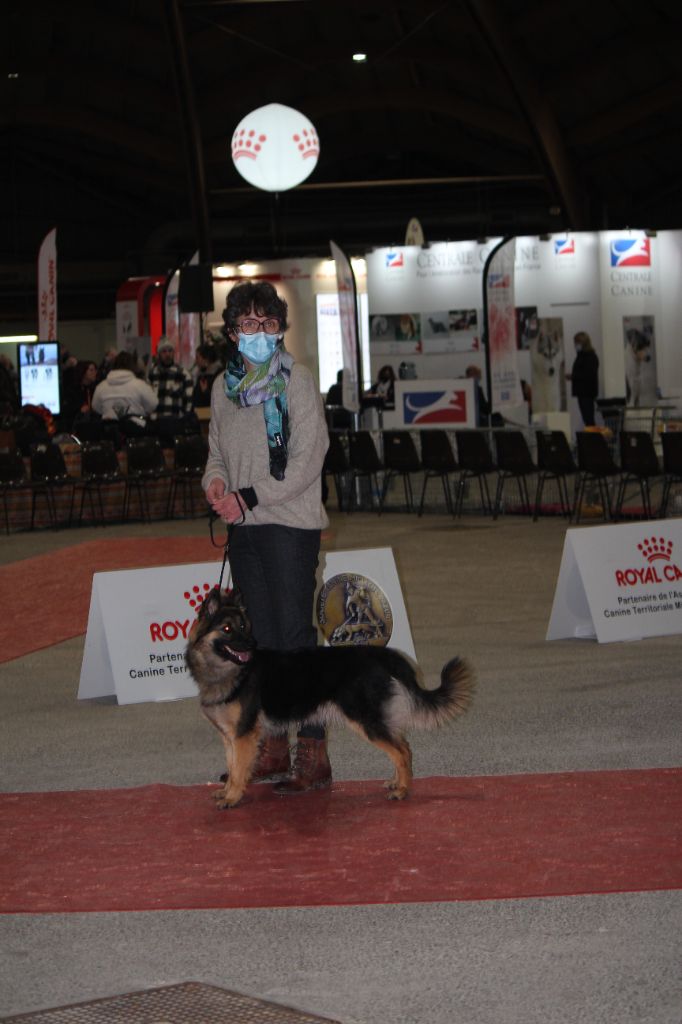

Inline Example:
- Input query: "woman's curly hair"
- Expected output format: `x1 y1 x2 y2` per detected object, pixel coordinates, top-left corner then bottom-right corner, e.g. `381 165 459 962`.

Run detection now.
221 281 289 338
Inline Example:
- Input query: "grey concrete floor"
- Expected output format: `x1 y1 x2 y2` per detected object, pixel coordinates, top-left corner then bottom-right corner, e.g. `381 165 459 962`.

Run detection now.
1 508 681 1023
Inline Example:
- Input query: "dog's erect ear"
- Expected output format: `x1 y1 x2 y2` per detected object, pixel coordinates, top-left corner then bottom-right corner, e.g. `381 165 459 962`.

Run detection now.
228 586 249 616
201 587 223 619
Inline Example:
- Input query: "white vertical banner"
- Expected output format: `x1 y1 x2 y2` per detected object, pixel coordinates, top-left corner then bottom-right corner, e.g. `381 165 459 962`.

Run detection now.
165 252 200 364
165 269 181 356
330 240 360 413
486 238 523 408
37 227 58 340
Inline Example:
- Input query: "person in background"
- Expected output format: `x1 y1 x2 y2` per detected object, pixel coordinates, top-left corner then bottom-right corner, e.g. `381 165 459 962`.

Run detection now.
148 337 194 421
191 342 224 409
0 354 19 415
325 368 352 429
92 351 158 434
61 359 98 429
567 331 599 427
203 280 330 795
96 347 118 383
368 364 396 407
465 365 491 426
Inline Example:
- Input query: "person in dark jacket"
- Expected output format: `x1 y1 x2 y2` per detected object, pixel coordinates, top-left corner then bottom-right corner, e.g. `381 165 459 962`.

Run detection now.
567 331 599 427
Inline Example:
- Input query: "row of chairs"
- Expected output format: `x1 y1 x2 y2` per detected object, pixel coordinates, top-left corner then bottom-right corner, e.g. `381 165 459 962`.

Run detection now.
323 428 682 521
0 435 209 532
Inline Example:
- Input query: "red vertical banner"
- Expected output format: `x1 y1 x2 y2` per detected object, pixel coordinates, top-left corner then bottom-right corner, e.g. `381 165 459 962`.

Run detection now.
37 227 58 340
485 238 522 409
329 240 360 413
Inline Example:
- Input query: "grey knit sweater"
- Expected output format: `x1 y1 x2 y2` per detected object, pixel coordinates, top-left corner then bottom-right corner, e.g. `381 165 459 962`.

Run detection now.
202 361 330 530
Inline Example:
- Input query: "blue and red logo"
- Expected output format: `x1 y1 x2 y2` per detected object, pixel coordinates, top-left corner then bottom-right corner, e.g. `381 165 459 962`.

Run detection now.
385 250 404 269
610 238 651 267
554 237 575 256
403 390 468 425
488 272 510 288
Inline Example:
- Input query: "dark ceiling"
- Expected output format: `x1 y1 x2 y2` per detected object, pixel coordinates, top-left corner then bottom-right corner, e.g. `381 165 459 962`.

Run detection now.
2 0 681 321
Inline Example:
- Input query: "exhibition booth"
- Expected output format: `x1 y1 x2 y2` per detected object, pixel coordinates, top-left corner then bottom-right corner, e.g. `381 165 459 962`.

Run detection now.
188 228 682 439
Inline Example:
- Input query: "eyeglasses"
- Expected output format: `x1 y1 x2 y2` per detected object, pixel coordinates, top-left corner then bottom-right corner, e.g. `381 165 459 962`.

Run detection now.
236 317 281 336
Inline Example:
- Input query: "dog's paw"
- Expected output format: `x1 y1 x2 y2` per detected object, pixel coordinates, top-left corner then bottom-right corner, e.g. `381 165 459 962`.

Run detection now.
384 779 399 790
212 787 228 802
216 788 247 809
387 787 408 801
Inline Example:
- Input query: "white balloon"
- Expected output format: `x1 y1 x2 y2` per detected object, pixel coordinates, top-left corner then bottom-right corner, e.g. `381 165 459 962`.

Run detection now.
231 103 320 192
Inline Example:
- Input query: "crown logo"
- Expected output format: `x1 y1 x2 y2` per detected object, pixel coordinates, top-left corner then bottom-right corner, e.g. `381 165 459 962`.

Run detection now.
637 537 673 563
183 583 212 609
232 128 268 161
293 127 319 159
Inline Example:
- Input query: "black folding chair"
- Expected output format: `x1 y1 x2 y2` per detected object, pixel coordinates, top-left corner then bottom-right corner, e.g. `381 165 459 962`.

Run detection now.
123 436 173 522
614 431 662 520
29 441 78 529
574 431 621 522
347 431 384 513
0 448 33 534
379 430 421 512
492 430 537 519
322 431 351 511
453 430 496 517
78 441 125 525
418 429 459 516
167 434 209 519
533 431 578 520
659 432 682 518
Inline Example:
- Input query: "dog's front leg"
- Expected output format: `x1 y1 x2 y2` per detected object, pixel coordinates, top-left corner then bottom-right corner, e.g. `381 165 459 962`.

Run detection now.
217 728 261 809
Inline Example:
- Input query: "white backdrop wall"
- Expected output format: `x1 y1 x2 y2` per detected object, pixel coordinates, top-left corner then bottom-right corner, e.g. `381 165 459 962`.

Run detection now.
365 230 682 428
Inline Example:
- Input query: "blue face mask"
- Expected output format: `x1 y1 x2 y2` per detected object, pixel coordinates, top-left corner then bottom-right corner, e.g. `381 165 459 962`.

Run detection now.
238 331 279 365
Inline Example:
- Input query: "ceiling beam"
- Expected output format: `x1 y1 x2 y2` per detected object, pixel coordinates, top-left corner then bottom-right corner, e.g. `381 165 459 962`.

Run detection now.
462 0 588 228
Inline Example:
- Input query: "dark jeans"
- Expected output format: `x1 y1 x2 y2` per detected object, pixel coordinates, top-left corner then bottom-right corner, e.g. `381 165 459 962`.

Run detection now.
228 524 323 739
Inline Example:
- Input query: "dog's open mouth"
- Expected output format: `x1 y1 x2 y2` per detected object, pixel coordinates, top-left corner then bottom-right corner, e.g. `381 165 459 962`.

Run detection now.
214 639 253 664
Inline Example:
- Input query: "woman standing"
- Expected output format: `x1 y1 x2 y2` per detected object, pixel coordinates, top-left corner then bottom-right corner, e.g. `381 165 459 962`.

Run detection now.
203 281 330 794
567 331 599 427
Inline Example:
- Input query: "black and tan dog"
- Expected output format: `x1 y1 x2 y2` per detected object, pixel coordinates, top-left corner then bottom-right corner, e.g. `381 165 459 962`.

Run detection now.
186 588 474 809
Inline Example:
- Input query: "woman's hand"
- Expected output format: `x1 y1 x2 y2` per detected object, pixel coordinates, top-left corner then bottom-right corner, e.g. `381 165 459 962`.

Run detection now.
211 491 246 524
206 478 226 503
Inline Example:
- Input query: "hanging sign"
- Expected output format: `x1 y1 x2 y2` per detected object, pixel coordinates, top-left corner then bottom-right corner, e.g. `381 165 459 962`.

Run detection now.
547 520 682 643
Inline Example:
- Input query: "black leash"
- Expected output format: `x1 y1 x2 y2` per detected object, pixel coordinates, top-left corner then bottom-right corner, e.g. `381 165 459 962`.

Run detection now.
209 493 246 592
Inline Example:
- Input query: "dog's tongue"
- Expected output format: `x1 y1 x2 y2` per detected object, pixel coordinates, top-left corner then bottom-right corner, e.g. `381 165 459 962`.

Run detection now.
228 646 252 663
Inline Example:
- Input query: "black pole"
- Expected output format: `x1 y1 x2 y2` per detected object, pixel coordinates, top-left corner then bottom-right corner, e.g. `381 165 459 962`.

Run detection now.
163 0 212 265
481 235 513 426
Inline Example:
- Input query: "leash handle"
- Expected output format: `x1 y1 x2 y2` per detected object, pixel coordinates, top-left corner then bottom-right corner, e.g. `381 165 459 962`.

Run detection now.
210 492 246 591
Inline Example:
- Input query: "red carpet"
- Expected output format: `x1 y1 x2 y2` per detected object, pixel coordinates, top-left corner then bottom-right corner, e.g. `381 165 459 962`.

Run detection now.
0 538 220 663
1 769 680 913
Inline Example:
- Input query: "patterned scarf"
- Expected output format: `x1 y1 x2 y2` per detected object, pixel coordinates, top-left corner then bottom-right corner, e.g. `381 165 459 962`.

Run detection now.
224 346 293 480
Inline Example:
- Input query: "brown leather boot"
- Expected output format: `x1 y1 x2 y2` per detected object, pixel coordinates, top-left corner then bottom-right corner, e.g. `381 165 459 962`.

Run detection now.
273 737 332 795
219 734 290 784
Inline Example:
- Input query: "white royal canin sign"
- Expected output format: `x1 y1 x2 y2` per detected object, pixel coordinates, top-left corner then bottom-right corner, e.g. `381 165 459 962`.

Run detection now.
547 519 682 643
79 550 414 705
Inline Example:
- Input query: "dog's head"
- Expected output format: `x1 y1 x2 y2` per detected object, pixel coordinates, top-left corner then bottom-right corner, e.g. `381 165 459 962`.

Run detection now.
186 587 255 692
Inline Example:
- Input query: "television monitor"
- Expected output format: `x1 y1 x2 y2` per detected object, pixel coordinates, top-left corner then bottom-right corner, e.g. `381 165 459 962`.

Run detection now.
17 341 61 415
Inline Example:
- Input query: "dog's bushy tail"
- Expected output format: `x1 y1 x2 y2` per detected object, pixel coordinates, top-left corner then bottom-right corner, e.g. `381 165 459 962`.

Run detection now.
407 657 474 729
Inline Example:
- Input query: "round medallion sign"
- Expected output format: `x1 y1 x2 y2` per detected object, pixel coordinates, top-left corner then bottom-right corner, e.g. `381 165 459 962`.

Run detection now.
316 573 393 647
